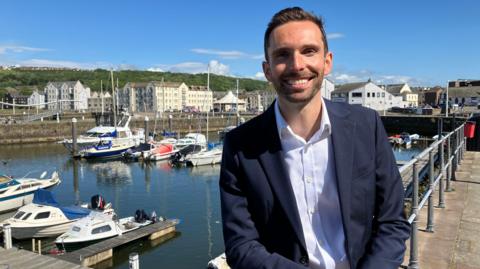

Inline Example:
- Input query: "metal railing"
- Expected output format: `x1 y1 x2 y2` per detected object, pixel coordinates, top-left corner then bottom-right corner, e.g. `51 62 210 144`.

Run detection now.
400 121 466 268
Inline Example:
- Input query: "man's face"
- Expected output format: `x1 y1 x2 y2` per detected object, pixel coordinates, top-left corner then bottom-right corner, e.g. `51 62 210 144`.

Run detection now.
263 20 332 106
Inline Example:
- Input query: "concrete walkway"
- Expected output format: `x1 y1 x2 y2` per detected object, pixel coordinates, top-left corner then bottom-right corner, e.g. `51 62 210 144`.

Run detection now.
402 151 480 269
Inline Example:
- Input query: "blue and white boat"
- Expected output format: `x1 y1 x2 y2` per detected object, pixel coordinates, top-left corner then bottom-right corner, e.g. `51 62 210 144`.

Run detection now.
61 113 144 159
2 189 114 239
0 171 61 213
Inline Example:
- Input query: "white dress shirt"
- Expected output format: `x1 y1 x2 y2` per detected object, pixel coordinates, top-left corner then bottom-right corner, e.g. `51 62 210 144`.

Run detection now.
275 98 350 269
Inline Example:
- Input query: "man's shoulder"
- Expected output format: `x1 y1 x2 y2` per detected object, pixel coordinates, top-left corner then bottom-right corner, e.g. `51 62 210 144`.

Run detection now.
325 99 377 120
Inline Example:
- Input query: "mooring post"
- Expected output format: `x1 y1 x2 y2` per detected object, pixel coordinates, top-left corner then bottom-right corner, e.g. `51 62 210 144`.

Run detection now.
426 150 435 232
168 115 173 133
144 116 149 143
408 162 419 269
32 238 36 252
72 118 78 157
3 223 12 249
129 252 139 269
38 239 41 254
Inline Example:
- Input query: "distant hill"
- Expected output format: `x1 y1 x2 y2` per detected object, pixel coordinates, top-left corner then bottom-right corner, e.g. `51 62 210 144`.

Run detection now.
0 69 269 96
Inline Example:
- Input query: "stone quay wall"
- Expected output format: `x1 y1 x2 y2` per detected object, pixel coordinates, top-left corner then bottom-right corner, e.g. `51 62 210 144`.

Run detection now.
0 115 252 145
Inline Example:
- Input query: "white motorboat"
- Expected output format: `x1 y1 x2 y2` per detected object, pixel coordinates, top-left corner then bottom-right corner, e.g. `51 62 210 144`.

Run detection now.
0 171 61 213
185 146 223 166
175 133 207 151
61 113 144 159
2 190 114 239
55 210 152 252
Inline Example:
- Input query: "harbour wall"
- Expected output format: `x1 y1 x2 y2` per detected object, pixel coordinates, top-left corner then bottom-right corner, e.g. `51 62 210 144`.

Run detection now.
0 115 252 145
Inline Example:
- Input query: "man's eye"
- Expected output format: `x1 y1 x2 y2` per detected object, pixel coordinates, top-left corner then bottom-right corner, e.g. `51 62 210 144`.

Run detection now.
304 48 317 55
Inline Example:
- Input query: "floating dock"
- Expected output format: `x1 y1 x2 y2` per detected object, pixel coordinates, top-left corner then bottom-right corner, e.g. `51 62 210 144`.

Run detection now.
57 219 178 267
0 246 90 269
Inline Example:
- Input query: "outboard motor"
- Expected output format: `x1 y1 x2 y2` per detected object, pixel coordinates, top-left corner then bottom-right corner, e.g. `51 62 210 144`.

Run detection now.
91 194 106 210
135 209 148 223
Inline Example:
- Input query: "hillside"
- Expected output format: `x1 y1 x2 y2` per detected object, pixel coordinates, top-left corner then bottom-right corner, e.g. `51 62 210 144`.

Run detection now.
0 69 269 96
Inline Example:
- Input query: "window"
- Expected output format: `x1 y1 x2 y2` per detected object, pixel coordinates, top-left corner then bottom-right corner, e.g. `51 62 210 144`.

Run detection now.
352 92 362 97
22 213 32 220
14 211 25 219
72 226 81 232
367 93 370 98
34 212 50 219
382 93 385 97
92 225 112 234
376 92 380 97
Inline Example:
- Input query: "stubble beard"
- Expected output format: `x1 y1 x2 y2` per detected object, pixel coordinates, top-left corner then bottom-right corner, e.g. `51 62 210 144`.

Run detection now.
275 74 324 106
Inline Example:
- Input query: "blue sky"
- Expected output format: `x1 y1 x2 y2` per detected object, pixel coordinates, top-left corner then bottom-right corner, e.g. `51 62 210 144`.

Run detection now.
1 1 479 86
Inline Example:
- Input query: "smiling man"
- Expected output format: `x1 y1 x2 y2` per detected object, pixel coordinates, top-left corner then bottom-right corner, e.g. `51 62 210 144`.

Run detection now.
219 7 410 269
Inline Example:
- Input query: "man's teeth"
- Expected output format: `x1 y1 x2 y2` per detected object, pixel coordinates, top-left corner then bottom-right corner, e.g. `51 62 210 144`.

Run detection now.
287 79 308 85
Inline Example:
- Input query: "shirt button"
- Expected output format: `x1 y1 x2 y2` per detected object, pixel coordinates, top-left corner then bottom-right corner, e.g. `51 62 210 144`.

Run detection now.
305 177 312 184
299 256 308 265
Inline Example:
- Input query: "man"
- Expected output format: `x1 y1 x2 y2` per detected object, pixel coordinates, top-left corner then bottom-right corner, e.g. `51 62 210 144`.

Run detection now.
220 7 410 269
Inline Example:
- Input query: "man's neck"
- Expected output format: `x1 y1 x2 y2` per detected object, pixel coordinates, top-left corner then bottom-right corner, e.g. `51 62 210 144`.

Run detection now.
278 95 323 141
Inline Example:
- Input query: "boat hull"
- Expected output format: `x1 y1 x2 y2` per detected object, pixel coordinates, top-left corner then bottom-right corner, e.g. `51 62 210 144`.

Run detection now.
56 236 115 252
0 192 35 213
11 220 75 239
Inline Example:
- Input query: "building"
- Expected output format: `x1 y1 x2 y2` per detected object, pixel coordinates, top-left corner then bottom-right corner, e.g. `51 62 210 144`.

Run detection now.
44 81 90 111
118 82 149 112
260 87 277 111
213 91 246 112
3 88 28 109
27 90 46 109
423 87 443 107
331 80 403 111
382 83 418 107
442 80 480 106
88 92 113 112
245 91 264 112
321 78 335 100
186 85 213 112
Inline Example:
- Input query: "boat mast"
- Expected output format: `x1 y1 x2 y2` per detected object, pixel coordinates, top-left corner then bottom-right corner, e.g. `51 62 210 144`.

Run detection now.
100 80 104 115
206 64 210 142
110 69 117 128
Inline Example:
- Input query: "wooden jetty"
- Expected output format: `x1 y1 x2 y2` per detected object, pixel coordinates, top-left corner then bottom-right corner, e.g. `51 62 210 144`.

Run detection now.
57 219 178 267
0 246 90 269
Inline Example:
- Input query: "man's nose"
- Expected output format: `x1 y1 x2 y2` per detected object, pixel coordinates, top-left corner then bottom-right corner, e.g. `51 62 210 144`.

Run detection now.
290 52 305 71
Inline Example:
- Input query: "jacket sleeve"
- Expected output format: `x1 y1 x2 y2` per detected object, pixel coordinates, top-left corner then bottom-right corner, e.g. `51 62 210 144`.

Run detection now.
357 111 411 269
219 134 306 269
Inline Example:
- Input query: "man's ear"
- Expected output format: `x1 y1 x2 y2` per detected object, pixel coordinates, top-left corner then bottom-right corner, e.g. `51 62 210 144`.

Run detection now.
262 61 272 82
323 51 333 76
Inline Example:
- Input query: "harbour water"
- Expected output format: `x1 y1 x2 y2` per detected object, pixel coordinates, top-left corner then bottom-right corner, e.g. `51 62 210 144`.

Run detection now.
0 138 426 269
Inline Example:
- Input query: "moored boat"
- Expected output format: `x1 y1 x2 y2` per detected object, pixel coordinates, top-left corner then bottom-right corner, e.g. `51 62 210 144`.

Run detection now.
0 171 61 213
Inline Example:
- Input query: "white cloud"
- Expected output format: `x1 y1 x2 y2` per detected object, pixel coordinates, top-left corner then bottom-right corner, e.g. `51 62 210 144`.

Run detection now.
11 58 129 70
0 45 50 54
147 67 164 72
330 69 420 85
208 60 229 75
151 60 230 75
326 33 345 40
254 72 266 80
191 48 262 60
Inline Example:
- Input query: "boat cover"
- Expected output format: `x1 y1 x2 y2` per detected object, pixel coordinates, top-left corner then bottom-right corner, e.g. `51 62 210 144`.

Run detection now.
32 189 59 206
59 206 91 220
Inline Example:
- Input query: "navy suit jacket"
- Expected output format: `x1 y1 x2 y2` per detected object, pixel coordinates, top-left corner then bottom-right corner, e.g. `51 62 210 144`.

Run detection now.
219 100 410 269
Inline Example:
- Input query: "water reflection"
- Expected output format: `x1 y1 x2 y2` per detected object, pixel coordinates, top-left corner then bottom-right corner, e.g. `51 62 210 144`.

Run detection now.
88 160 132 185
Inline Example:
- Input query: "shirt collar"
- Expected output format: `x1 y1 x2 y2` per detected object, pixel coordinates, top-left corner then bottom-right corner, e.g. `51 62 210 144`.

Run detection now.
274 97 332 143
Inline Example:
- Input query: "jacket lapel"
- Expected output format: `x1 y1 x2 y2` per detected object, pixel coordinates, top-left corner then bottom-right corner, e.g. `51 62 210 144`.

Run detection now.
257 104 307 251
325 100 355 254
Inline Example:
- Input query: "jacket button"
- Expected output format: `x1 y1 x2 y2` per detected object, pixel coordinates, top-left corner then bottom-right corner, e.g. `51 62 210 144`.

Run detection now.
299 256 308 265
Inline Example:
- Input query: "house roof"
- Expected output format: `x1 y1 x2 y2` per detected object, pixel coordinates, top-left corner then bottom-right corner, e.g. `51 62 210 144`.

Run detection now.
126 82 149 88
150 81 184 88
214 91 245 104
332 82 369 94
48 81 79 89
383 84 404 94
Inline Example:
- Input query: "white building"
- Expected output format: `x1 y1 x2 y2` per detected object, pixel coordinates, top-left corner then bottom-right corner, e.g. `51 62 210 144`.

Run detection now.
245 91 264 112
331 81 404 111
186 85 213 112
27 90 46 109
44 80 90 111
321 78 335 100
382 83 418 107
213 91 246 112
88 92 112 112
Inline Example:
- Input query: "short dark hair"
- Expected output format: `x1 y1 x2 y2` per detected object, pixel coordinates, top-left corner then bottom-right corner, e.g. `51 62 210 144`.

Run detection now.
264 7 329 61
